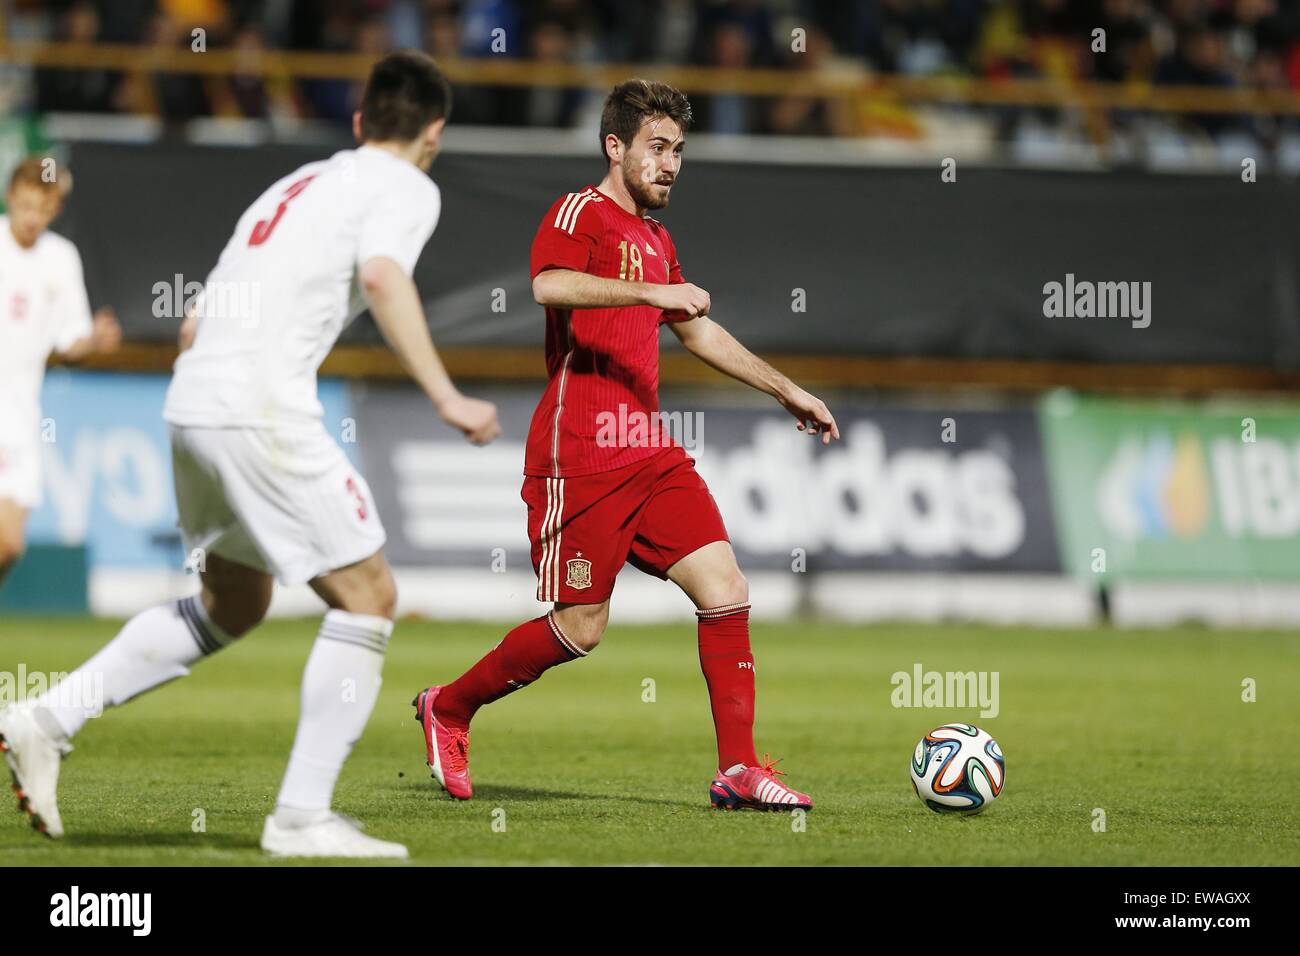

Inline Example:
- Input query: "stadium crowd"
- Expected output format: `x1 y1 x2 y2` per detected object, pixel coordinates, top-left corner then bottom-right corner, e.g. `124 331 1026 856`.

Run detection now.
7 0 1300 137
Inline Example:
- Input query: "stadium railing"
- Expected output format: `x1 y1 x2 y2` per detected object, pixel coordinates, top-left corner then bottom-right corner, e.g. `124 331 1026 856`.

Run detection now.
61 343 1300 395
6 39 1300 122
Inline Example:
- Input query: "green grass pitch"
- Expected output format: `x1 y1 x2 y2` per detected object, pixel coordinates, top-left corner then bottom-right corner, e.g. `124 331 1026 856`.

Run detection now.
1 615 1296 866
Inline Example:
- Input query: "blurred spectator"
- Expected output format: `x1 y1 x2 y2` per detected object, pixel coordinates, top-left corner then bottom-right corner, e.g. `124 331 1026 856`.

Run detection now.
34 2 119 113
1089 0 1155 84
692 0 778 68
863 0 957 75
460 0 520 55
522 16 585 128
425 3 499 125
1156 24 1236 134
769 26 859 137
160 0 229 29
299 9 392 122
94 0 157 44
700 21 760 134
224 20 273 118
1155 24 1234 85
138 12 214 126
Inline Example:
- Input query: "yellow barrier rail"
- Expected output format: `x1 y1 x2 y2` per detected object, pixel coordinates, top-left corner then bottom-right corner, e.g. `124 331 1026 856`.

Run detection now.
68 343 1300 395
3 39 1300 117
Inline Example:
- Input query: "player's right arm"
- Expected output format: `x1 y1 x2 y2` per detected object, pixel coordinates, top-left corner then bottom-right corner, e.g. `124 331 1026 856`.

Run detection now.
360 256 500 446
530 192 710 315
532 269 711 316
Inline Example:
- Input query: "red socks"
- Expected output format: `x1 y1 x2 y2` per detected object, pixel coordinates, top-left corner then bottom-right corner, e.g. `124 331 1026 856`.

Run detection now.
697 603 759 771
436 612 585 729
437 603 760 776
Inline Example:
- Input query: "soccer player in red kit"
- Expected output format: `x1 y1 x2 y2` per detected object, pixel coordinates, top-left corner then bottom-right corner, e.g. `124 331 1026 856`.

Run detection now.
413 79 839 811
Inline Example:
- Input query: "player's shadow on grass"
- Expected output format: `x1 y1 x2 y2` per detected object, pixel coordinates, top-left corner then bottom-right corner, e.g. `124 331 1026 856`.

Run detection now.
416 782 689 808
63 832 252 850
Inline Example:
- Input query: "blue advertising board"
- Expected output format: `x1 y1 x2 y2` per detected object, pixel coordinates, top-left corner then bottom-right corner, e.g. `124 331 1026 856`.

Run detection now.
27 370 354 571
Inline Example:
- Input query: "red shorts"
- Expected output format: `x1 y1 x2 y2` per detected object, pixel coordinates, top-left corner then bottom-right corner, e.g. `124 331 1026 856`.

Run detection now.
522 445 730 603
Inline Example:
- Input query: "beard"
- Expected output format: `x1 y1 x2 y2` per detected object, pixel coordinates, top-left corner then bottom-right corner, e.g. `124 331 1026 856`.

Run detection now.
621 155 672 210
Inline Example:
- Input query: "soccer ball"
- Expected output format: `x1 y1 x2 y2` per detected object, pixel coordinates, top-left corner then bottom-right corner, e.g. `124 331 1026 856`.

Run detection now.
910 722 1005 814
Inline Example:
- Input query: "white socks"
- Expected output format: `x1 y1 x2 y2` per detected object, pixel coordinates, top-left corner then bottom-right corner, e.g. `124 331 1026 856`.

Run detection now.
28 600 391 823
274 610 392 815
34 596 234 741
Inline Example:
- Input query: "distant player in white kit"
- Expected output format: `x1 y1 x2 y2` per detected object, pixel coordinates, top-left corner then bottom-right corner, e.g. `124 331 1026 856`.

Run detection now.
0 157 122 587
0 52 500 857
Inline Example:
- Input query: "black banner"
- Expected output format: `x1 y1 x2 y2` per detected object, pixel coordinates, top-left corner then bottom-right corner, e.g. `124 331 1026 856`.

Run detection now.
61 141 1299 369
0 866 1276 938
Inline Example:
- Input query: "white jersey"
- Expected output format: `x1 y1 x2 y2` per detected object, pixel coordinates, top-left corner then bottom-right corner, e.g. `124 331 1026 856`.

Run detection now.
163 145 441 428
0 216 93 447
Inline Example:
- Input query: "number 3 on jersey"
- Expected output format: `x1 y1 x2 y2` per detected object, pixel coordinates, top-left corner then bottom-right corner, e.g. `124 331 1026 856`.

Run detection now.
249 174 316 247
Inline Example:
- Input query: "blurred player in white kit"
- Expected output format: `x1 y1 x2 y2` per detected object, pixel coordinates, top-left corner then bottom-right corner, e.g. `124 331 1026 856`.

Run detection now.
0 157 122 587
0 51 499 857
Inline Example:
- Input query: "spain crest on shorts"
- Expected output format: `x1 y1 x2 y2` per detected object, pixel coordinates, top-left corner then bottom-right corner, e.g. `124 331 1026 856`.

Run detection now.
565 556 593 590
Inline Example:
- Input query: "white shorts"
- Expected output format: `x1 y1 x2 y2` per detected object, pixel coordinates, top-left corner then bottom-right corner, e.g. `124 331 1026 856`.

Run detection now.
169 424 386 585
0 442 41 510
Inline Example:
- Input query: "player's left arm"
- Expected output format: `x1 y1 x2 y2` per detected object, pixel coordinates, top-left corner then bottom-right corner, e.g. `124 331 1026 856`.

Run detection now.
177 311 198 353
57 307 122 363
52 246 121 363
669 315 840 444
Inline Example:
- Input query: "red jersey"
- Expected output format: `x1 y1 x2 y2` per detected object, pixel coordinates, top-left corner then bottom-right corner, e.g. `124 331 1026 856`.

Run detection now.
525 185 687 478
